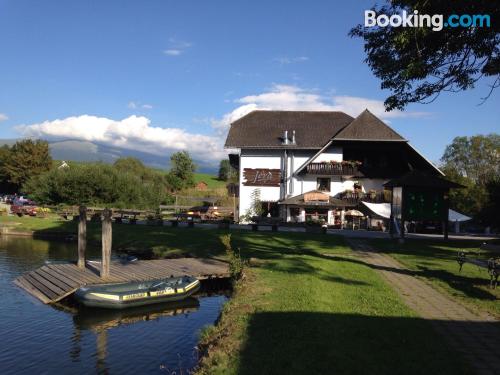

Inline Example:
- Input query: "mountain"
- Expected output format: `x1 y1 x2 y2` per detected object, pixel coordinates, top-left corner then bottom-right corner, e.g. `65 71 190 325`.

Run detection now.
0 139 217 173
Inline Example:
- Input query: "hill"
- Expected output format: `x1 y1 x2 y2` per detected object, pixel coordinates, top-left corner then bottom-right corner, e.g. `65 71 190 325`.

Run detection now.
0 139 218 173
193 173 227 189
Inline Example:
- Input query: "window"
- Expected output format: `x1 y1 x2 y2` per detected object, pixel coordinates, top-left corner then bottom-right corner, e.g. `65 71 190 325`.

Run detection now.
316 178 331 192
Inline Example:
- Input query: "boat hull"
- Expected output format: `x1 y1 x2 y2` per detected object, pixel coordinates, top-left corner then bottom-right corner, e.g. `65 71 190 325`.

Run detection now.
75 277 201 309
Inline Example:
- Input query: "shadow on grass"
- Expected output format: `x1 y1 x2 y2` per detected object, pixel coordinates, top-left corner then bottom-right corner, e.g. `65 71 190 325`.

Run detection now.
323 252 498 301
238 312 485 375
367 239 499 301
17 218 348 261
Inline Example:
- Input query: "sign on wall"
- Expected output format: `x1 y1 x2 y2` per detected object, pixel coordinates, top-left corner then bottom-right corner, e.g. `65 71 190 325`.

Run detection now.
243 168 281 187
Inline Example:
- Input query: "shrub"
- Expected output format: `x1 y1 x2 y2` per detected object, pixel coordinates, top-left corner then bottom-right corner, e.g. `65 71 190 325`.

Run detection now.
220 234 244 280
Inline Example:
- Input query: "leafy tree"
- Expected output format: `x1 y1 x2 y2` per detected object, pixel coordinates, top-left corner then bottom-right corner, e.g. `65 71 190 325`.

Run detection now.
441 134 500 183
241 188 263 222
350 1 500 110
0 145 15 193
218 159 236 181
168 151 195 190
2 139 52 191
114 157 146 176
440 134 499 223
478 178 500 230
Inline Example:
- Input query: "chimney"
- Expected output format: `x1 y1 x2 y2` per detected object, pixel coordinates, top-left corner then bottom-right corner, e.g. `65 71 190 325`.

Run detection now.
291 130 296 144
283 130 289 145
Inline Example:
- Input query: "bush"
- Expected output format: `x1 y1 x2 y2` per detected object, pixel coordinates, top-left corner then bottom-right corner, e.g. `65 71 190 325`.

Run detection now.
220 234 244 280
23 162 173 209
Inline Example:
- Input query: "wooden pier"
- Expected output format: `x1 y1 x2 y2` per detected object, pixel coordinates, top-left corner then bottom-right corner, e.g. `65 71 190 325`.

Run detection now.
14 206 230 304
14 258 230 304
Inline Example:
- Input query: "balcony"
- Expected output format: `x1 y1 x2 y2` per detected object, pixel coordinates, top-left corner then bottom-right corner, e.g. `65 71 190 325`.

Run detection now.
338 190 392 204
306 161 361 176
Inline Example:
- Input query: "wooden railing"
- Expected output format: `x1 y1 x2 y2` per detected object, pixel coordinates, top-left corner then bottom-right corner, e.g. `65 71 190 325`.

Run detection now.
306 162 359 175
339 191 391 204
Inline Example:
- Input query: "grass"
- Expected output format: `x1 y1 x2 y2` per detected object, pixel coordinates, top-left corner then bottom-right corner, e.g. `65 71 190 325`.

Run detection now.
195 235 471 375
0 215 74 232
0 216 476 374
371 239 499 318
193 173 227 189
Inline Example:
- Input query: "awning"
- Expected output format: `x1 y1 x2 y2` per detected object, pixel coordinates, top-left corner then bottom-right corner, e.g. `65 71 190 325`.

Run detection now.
449 209 471 222
361 202 471 222
361 202 391 219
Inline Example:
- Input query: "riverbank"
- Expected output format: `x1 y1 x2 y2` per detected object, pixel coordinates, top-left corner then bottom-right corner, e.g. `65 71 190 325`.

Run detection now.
1 216 482 373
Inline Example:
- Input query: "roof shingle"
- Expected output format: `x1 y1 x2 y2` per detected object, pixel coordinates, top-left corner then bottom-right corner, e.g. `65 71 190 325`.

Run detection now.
333 109 406 141
224 110 354 149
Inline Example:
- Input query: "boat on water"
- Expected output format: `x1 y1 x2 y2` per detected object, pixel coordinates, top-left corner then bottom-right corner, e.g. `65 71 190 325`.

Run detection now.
75 276 201 309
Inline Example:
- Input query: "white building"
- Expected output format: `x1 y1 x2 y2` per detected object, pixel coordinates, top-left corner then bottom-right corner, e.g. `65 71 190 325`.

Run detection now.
225 109 442 226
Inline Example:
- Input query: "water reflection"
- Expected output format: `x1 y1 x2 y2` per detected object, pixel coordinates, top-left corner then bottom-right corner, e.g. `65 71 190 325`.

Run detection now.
74 298 201 332
68 299 201 373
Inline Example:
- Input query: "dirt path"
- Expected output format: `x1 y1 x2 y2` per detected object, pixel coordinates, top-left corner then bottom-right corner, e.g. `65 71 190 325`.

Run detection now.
344 239 500 375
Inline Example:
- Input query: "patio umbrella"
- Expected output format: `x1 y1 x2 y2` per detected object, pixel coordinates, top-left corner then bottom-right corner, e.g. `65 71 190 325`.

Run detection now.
344 209 364 230
345 209 364 217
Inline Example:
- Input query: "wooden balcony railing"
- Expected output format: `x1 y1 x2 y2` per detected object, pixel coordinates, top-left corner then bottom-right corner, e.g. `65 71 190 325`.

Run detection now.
338 191 392 204
306 162 360 175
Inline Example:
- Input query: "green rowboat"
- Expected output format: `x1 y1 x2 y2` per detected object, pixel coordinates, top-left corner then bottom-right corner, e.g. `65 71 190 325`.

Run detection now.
75 276 200 309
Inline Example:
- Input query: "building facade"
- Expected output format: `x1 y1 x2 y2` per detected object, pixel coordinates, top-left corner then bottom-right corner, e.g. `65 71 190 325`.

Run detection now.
225 109 442 226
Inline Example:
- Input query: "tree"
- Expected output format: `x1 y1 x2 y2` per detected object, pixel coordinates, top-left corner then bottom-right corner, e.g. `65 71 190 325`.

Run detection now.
218 159 236 181
350 1 500 110
440 134 499 222
168 151 195 190
114 157 146 176
479 178 500 230
441 134 500 183
0 145 15 193
2 139 52 191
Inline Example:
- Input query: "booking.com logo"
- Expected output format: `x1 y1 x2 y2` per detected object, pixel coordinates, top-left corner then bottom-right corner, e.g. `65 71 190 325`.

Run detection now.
365 10 491 31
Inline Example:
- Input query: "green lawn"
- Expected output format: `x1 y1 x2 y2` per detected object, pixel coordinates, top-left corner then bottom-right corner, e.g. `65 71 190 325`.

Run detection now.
196 234 471 375
0 216 475 374
194 173 227 189
0 215 75 232
371 239 499 318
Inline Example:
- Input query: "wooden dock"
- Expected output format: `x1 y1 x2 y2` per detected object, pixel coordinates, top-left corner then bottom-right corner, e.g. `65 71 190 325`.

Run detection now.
14 258 230 304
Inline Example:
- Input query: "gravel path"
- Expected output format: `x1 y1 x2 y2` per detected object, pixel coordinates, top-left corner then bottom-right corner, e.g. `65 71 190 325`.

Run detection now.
343 239 500 375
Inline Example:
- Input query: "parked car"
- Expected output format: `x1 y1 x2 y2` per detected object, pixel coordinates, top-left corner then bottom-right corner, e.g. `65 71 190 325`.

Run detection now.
10 200 38 217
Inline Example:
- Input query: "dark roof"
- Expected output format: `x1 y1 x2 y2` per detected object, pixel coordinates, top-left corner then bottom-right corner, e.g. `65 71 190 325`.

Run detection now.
279 190 356 207
333 109 406 141
384 170 464 189
225 110 354 149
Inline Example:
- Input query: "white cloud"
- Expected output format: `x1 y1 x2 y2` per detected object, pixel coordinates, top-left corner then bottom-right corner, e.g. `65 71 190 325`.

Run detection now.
128 101 153 110
163 38 192 57
212 84 429 132
330 96 428 119
0 113 8 122
17 115 225 164
273 56 309 65
164 49 182 56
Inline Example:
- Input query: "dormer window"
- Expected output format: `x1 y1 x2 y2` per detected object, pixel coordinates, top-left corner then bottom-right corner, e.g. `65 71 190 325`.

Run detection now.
316 178 331 192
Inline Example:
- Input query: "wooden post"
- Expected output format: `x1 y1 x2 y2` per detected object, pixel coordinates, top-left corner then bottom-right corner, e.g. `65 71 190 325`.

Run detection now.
399 188 405 244
443 189 450 240
233 193 236 223
101 208 112 279
77 206 87 269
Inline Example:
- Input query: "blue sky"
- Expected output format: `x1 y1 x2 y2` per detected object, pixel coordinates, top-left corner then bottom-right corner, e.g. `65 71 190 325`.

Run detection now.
0 0 498 167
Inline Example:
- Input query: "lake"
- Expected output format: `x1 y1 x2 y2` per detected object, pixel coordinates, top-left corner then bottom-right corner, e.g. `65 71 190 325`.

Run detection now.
0 236 227 374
